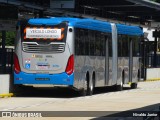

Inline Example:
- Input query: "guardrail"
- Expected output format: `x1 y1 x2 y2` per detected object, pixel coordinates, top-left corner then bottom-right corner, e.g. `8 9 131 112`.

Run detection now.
146 53 160 68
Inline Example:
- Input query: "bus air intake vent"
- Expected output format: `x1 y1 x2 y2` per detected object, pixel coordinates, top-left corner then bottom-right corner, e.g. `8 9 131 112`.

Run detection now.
22 42 65 53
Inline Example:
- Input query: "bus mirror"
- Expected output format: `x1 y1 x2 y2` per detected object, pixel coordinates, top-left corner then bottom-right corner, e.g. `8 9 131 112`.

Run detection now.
69 28 73 32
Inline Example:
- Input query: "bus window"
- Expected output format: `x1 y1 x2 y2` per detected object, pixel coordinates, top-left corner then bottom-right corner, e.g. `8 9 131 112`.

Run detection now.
75 28 80 55
79 29 85 55
89 30 95 56
122 35 129 57
118 35 122 57
108 35 112 57
95 32 101 56
85 30 89 55
133 36 139 56
101 34 106 56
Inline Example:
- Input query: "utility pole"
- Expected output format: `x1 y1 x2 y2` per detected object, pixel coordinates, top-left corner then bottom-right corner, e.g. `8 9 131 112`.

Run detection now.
153 26 160 67
1 31 6 73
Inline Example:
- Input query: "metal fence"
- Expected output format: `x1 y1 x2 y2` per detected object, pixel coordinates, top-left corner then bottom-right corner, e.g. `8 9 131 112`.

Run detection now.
0 48 14 74
145 53 160 68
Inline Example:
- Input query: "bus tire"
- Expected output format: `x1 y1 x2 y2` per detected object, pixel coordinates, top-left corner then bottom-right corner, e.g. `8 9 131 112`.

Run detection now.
115 71 124 91
138 69 140 81
85 72 93 96
80 72 94 96
131 83 137 89
87 74 94 96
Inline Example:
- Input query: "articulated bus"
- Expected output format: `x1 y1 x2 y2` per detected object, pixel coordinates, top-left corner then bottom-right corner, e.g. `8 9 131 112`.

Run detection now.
14 17 143 95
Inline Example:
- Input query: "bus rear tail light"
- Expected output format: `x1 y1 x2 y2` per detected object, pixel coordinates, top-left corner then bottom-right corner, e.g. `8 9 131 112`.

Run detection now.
65 55 74 75
14 53 21 74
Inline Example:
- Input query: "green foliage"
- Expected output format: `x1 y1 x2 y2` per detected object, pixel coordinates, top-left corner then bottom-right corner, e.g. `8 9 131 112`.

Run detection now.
150 0 160 3
6 31 15 46
0 31 15 46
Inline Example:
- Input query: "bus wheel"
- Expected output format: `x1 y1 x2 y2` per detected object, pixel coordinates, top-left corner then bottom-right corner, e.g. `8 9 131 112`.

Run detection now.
86 72 94 96
115 71 124 91
87 78 94 96
80 73 94 96
131 83 137 89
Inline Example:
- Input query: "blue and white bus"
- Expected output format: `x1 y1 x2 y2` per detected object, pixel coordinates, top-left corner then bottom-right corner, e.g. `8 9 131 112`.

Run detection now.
14 17 143 95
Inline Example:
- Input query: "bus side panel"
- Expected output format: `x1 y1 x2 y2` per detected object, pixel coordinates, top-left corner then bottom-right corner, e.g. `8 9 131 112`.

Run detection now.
123 57 129 84
74 55 85 89
75 55 106 88
117 57 123 85
95 56 105 87
66 27 79 89
132 57 139 83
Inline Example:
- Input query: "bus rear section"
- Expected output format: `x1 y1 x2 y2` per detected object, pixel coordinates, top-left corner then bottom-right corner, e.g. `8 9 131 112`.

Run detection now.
14 18 74 87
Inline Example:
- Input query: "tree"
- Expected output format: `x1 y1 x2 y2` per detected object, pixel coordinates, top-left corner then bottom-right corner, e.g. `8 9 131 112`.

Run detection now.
6 31 15 46
0 31 15 46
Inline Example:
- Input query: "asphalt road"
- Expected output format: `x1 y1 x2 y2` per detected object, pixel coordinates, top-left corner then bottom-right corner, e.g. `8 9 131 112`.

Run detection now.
0 81 160 120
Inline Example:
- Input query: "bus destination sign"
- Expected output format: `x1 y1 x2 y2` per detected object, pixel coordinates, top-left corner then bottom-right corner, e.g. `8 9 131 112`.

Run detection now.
26 28 61 39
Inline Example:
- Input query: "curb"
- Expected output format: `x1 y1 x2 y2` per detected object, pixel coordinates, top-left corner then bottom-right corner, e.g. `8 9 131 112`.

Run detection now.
0 93 14 98
139 79 160 82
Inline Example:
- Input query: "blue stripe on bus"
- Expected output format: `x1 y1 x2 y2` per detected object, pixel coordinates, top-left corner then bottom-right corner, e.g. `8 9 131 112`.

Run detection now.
28 17 79 25
73 19 112 33
14 72 74 85
28 18 62 25
116 24 143 36
28 17 143 36
28 17 112 33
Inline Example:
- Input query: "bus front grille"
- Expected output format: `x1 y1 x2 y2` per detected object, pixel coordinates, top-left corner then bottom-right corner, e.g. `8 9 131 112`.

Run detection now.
22 42 65 53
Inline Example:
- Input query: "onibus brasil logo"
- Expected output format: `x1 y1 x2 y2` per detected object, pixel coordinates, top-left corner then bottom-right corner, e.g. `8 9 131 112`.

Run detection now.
2 111 42 118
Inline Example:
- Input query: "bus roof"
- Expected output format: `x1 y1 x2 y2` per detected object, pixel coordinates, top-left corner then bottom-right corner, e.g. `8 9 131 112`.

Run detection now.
28 17 143 36
28 17 112 33
72 18 112 33
116 24 143 36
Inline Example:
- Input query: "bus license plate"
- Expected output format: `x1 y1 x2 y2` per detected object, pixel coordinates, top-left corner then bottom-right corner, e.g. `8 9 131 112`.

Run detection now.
35 78 50 81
